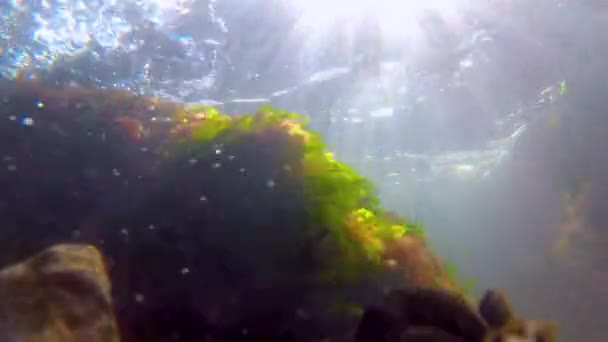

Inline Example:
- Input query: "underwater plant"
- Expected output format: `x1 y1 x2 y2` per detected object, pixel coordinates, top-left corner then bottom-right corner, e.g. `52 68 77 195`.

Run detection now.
162 102 460 292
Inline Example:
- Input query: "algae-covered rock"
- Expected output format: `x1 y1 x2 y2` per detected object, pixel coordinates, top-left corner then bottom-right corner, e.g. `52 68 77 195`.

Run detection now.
0 78 458 340
0 244 118 342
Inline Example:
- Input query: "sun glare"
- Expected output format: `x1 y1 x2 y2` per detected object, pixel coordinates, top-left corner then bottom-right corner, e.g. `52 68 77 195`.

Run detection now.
293 0 461 36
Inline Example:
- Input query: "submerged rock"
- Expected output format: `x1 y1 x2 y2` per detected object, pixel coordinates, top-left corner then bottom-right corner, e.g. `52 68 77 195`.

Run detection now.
478 290 514 329
355 288 556 342
0 244 119 342
479 290 557 342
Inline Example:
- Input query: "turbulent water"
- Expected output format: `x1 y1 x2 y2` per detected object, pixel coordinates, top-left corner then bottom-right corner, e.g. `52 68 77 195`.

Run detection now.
2 0 608 340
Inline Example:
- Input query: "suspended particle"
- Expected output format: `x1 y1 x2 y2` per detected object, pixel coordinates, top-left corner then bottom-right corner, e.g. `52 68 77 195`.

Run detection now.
7 165 17 172
266 179 276 188
112 168 121 176
134 293 145 303
211 162 221 169
180 267 190 275
21 117 34 126
36 101 45 109
296 308 310 320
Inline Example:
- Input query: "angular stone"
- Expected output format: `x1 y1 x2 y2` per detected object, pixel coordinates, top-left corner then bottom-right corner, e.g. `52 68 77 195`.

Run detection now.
0 244 119 342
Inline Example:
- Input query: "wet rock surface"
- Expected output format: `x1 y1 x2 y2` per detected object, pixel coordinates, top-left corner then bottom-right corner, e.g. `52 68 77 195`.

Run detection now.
0 243 119 342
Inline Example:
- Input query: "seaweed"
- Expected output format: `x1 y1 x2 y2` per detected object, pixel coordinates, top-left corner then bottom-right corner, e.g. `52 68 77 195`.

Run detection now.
158 102 452 288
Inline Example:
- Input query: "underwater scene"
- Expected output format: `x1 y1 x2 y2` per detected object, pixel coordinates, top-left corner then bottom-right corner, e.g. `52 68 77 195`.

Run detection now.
0 0 606 341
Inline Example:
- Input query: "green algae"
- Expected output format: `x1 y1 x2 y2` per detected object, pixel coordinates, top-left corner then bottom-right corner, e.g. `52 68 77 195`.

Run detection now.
164 103 446 286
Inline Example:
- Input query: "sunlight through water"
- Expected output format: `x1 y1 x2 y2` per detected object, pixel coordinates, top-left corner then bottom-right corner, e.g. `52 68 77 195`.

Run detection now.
0 0 563 184
293 0 464 36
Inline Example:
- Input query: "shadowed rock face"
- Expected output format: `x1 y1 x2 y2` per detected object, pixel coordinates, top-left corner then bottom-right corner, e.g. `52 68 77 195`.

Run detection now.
478 290 514 330
478 290 557 342
0 244 119 342
355 288 557 342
